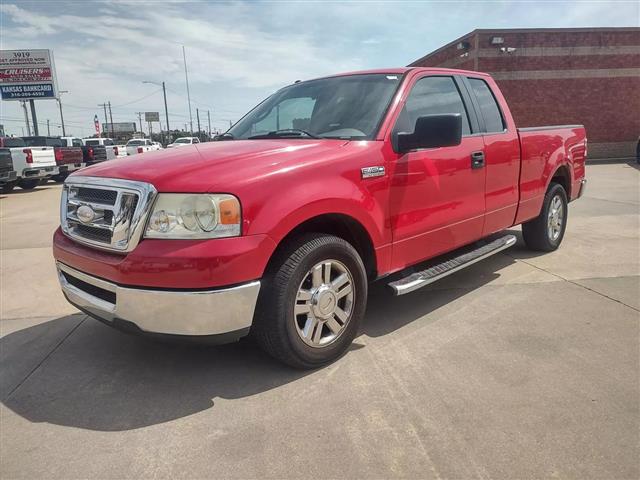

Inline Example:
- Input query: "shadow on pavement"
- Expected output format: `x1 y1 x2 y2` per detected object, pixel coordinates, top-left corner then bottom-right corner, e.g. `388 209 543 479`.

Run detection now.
1 243 518 432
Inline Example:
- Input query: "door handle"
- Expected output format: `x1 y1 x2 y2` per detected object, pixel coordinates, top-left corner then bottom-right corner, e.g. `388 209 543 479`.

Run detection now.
471 151 485 169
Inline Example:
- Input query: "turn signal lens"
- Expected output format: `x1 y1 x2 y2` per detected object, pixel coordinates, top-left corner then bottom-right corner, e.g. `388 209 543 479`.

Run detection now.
219 198 240 225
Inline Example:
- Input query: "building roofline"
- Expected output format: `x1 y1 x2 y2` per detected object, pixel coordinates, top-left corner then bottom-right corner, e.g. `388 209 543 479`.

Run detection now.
408 26 640 67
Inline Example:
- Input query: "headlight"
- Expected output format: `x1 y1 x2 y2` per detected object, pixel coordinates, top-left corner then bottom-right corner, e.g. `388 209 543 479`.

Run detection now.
144 194 241 239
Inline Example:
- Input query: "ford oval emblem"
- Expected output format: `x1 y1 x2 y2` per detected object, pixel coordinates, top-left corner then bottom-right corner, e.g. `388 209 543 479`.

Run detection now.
77 205 96 224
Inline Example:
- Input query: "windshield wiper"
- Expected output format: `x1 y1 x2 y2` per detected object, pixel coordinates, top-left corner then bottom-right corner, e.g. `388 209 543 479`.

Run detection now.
247 129 320 140
215 132 235 141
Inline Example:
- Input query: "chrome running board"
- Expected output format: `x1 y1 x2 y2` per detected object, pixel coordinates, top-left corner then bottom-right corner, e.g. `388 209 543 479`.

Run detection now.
388 234 517 295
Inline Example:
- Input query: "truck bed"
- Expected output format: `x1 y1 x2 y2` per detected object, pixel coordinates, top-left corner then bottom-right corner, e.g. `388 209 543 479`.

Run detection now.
516 125 586 224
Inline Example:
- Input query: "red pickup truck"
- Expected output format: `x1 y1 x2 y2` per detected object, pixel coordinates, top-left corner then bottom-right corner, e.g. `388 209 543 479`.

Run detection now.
53 68 586 368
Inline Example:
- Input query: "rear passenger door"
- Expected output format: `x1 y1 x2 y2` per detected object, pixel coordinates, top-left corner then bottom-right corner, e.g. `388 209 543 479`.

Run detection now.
462 76 521 236
388 74 486 270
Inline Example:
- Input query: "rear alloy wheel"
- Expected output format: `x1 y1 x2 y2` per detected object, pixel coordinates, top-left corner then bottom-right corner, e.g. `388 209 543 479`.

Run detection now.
253 234 368 369
522 182 568 251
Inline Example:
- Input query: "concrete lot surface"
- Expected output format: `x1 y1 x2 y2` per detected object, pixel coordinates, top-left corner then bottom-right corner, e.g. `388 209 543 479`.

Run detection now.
1 163 638 479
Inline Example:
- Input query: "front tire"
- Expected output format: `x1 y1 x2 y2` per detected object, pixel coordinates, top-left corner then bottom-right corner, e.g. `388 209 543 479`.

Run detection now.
522 182 568 251
253 234 368 369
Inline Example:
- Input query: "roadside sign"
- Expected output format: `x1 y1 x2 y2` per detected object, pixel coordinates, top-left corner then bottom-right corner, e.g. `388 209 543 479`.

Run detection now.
103 122 137 133
145 111 159 122
94 115 100 134
0 49 58 101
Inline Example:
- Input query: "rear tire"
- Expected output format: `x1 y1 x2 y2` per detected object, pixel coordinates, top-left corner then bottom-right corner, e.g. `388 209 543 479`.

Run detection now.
252 234 368 369
17 179 40 190
1 181 16 193
522 182 568 252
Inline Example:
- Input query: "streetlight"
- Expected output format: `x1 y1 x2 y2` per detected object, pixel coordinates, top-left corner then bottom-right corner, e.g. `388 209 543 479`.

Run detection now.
57 90 69 137
142 80 170 143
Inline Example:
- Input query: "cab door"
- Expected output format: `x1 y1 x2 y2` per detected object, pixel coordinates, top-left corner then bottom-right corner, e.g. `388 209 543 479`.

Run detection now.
388 74 486 271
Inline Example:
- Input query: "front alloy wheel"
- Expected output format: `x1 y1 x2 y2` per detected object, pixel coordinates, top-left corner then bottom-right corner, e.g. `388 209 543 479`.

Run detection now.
294 260 354 347
253 234 368 369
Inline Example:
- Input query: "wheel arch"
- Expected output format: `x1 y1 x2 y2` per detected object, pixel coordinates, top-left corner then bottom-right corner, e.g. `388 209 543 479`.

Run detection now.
549 163 572 198
267 213 378 280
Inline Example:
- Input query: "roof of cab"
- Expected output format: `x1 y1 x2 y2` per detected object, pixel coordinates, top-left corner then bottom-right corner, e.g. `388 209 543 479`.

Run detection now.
304 67 490 83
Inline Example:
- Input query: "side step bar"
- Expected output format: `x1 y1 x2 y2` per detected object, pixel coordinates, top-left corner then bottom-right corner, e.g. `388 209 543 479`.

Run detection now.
388 235 517 295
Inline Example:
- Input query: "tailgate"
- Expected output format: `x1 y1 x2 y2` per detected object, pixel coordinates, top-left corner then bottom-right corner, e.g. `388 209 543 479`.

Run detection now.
29 147 57 167
56 147 84 165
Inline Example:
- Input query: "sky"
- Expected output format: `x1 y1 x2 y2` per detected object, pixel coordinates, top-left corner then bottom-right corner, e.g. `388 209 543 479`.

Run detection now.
0 0 638 137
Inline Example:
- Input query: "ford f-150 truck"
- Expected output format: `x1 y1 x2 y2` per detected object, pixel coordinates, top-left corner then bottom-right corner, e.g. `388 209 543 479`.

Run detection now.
53 68 586 368
0 136 58 190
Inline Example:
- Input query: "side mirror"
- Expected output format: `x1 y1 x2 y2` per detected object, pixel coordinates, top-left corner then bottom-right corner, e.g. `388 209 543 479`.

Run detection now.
395 114 462 153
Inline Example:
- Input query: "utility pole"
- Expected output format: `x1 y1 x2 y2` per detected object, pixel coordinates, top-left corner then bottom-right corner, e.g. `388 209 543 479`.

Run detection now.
47 119 50 136
57 90 69 137
196 108 201 139
182 45 193 135
98 103 108 138
135 112 143 137
108 101 114 138
229 120 232 129
162 82 169 135
207 110 211 139
29 99 39 136
21 101 31 136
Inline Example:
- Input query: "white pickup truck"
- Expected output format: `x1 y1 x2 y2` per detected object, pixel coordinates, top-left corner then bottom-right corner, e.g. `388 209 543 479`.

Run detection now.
0 136 57 190
82 137 118 160
167 137 200 148
125 138 162 156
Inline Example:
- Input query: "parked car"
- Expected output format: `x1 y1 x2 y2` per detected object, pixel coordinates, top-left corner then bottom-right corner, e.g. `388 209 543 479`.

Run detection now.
82 138 118 161
167 137 200 148
0 136 57 190
125 138 162 156
0 147 17 193
23 137 84 184
55 137 89 181
53 67 586 368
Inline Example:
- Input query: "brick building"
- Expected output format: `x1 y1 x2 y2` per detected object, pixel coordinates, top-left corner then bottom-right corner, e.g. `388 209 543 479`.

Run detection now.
409 27 640 159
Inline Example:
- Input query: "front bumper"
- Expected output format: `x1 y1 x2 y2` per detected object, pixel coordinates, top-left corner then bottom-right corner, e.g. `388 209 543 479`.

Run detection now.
0 170 17 184
57 261 261 339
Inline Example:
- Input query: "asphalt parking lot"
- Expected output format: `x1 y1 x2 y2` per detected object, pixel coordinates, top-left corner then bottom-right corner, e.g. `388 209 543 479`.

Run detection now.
1 162 638 479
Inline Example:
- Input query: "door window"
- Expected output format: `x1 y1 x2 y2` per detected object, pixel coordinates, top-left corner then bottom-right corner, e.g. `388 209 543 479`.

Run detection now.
395 76 471 135
468 78 505 133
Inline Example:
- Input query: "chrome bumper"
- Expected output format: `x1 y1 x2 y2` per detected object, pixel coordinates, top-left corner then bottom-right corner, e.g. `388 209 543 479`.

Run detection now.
0 170 17 183
56 262 261 337
22 166 57 178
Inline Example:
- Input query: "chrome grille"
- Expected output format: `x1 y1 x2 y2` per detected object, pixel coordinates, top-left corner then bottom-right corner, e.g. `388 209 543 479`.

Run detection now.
61 176 157 253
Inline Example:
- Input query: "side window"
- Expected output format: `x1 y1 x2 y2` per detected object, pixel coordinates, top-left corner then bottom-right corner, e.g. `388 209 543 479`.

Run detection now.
395 76 471 135
468 78 505 133
104 139 114 146
72 138 83 147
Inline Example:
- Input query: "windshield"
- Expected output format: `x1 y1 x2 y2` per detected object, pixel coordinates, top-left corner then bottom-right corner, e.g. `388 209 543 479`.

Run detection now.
228 73 402 140
174 138 191 143
127 140 146 146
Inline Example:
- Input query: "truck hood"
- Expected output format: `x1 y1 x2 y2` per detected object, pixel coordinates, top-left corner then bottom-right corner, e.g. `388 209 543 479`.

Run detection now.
75 139 351 192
